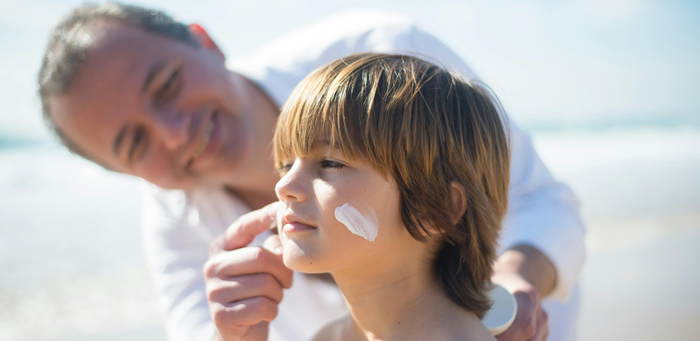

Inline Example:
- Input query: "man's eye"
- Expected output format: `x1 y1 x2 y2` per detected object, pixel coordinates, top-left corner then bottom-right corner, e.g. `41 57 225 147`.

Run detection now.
154 68 181 104
128 126 148 162
320 159 344 169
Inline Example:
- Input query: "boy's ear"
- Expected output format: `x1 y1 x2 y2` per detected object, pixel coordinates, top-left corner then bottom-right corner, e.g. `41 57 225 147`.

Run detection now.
188 23 225 62
449 182 467 225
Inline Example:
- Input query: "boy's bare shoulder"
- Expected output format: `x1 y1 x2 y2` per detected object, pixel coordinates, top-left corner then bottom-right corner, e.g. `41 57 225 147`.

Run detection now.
311 315 351 341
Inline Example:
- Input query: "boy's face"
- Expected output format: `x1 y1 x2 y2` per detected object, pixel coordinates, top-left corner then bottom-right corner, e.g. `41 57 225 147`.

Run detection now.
275 147 424 274
49 23 279 191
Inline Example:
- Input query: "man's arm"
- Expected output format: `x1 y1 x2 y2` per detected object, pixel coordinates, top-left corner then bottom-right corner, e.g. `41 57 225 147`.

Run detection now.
496 120 586 303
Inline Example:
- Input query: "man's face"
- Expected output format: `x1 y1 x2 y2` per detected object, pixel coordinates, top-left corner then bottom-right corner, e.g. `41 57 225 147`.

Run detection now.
50 23 278 190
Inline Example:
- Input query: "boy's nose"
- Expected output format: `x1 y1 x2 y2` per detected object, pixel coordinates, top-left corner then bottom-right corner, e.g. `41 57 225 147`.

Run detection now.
275 166 308 204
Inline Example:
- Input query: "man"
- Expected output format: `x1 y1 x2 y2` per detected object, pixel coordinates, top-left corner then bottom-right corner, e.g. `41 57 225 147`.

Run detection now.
39 3 585 341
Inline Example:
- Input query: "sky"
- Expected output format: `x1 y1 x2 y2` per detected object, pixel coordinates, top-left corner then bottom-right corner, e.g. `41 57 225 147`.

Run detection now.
1 0 698 140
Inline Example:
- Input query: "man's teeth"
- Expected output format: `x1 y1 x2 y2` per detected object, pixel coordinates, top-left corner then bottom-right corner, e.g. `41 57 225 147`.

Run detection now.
192 119 214 161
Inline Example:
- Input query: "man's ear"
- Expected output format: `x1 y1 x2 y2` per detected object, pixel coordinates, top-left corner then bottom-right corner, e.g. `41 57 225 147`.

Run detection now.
189 23 225 62
450 182 467 225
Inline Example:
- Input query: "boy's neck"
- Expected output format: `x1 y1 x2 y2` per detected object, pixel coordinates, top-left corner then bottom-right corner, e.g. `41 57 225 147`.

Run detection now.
331 256 494 341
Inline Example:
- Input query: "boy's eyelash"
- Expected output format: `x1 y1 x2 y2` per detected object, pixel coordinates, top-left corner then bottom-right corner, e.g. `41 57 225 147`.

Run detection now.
320 159 344 169
276 159 345 175
276 164 292 175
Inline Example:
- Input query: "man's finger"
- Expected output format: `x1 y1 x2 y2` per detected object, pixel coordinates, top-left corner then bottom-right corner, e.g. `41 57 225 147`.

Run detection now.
527 308 548 341
241 322 270 341
207 273 285 304
206 247 294 289
223 202 281 251
496 290 538 340
220 296 280 325
210 234 226 256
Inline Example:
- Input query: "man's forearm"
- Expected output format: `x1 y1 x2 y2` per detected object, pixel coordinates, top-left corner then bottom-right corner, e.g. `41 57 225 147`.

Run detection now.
492 244 557 298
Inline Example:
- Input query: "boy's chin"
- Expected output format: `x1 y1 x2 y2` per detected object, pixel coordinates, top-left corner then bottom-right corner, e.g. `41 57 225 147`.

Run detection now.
282 248 328 274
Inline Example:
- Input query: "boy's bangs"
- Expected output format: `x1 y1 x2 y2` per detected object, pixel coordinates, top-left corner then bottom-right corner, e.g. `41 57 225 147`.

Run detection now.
274 67 372 167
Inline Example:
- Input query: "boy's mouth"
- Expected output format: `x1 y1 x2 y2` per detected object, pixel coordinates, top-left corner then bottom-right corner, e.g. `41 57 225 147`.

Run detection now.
281 213 317 233
282 222 316 233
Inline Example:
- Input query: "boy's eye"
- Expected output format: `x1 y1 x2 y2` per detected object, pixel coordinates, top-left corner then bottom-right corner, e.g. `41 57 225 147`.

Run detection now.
276 164 292 176
320 159 345 169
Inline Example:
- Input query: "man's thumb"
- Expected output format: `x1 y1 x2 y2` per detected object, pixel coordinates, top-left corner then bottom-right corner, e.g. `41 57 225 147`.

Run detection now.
209 234 226 256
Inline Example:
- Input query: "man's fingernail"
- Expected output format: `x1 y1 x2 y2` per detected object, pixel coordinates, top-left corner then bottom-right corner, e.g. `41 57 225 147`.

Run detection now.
275 246 284 255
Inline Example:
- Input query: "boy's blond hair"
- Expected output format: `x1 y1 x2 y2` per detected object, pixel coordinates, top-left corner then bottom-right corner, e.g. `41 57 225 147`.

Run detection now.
274 53 510 317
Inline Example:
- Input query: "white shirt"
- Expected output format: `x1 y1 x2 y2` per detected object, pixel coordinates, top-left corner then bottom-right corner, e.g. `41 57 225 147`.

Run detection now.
141 10 586 341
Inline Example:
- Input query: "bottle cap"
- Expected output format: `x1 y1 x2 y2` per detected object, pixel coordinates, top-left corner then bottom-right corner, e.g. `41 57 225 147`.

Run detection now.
483 284 517 336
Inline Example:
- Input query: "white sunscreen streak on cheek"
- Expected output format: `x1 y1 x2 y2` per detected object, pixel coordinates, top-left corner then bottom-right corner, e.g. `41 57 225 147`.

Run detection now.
334 202 379 242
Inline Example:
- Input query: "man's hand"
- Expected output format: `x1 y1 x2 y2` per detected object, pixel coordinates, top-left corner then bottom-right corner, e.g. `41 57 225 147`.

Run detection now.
492 245 556 341
204 202 293 341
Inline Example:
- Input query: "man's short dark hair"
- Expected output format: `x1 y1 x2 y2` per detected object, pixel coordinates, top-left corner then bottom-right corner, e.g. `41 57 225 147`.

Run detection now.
37 2 199 163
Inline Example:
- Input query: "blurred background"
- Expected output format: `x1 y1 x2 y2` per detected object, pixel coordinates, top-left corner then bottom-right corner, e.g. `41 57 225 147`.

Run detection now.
1 0 698 340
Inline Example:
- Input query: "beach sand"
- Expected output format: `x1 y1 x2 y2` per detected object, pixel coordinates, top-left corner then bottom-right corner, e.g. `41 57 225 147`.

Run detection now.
581 215 700 341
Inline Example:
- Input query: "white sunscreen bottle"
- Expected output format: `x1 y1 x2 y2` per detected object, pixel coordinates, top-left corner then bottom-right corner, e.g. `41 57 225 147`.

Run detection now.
483 284 518 335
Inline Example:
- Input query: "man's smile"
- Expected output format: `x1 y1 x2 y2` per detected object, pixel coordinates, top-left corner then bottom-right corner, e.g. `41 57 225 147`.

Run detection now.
186 111 223 172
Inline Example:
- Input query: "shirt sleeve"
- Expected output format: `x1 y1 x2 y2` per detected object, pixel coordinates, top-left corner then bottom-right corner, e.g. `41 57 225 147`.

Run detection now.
140 183 216 341
376 21 586 302
498 121 586 302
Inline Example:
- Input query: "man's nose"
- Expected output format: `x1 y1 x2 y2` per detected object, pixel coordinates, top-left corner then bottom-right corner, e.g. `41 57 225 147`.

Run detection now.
275 165 309 204
150 110 191 150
